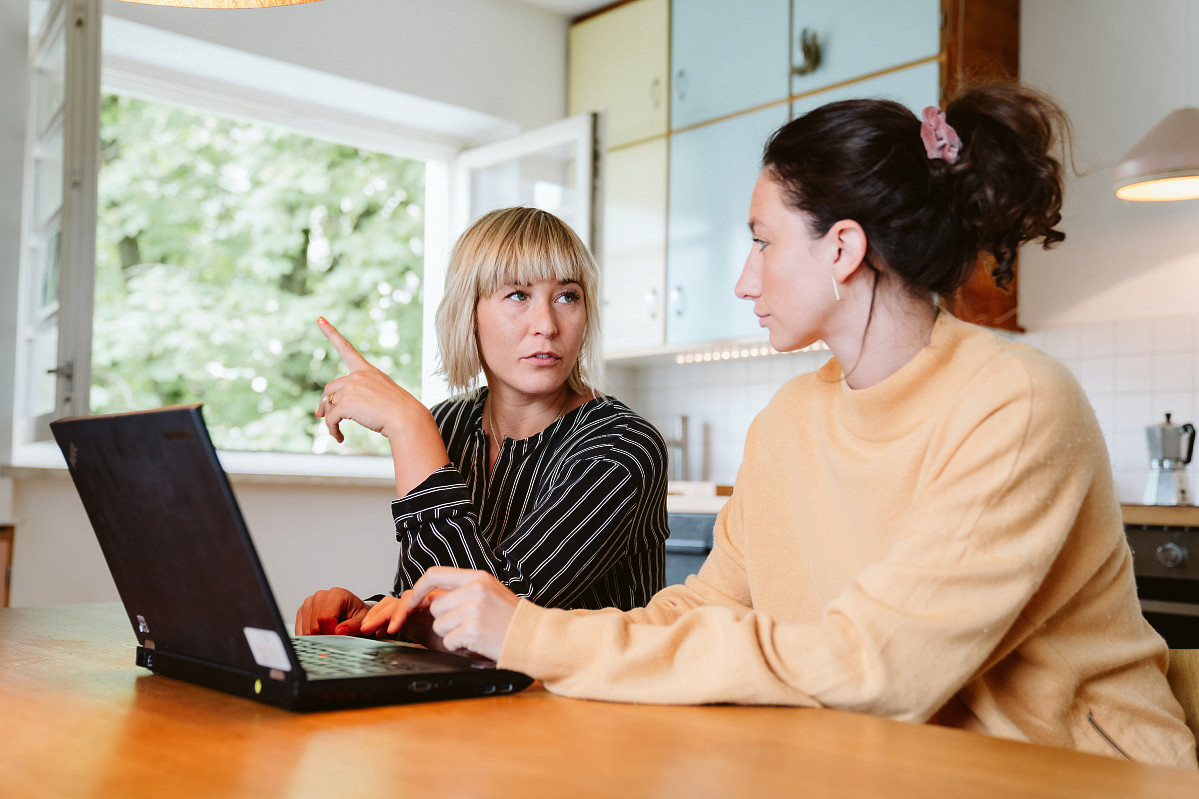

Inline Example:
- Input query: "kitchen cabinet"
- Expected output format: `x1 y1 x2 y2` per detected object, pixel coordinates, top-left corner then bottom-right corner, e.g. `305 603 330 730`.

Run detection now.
600 138 668 351
789 0 941 98
568 0 669 149
666 105 788 345
790 60 940 119
669 0 790 131
570 0 1022 355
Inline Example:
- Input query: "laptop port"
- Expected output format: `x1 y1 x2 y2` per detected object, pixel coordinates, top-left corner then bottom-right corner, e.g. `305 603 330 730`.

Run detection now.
410 680 436 692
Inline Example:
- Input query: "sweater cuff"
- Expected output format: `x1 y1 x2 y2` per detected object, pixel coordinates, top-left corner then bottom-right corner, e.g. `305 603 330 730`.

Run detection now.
498 598 590 681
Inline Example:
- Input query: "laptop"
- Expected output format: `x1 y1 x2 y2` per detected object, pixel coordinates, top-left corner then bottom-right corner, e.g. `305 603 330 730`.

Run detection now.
50 404 533 711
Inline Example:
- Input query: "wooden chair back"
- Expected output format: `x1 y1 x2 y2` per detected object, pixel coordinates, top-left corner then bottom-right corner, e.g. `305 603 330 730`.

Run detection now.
1167 649 1199 764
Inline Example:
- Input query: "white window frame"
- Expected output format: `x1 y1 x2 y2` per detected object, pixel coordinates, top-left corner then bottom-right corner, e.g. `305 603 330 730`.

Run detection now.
14 0 100 447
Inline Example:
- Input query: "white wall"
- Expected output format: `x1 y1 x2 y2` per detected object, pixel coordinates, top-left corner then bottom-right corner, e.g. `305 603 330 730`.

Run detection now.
1019 0 1199 327
10 471 400 616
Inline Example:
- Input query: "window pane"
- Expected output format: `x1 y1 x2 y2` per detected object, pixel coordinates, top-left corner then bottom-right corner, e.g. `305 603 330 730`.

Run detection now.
38 228 61 313
33 125 64 227
34 29 65 135
25 324 59 418
93 95 426 456
469 142 585 235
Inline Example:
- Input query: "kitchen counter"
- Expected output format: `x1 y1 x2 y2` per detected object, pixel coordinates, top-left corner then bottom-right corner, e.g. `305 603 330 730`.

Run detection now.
667 481 731 515
1122 504 1199 528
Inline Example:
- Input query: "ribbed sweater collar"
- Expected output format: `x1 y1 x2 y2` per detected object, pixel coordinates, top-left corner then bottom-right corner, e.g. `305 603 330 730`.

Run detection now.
819 311 979 443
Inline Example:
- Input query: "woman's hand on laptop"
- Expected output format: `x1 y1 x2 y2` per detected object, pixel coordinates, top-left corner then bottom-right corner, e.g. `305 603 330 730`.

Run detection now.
294 586 370 636
360 568 518 662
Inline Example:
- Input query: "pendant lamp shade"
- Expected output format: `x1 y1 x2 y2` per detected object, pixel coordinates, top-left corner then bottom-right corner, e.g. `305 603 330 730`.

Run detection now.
115 0 321 7
1113 107 1199 202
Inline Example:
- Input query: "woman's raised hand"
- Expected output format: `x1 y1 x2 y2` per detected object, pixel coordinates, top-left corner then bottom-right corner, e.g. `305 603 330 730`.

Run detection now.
360 567 519 662
315 317 451 496
316 317 425 443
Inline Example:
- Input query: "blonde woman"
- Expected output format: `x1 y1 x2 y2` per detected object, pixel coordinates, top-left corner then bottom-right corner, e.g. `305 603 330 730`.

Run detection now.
296 207 668 635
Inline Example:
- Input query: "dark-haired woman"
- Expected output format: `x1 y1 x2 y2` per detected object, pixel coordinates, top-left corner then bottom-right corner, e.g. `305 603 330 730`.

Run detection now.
361 85 1196 767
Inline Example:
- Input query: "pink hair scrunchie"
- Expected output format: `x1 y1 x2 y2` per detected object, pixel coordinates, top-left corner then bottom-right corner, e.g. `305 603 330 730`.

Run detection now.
920 106 961 164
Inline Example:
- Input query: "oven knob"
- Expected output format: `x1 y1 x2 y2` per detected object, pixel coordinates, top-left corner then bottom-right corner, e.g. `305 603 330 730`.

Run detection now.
1155 542 1187 569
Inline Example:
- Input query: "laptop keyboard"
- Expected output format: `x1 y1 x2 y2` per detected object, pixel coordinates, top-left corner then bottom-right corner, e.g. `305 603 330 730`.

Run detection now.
291 635 438 678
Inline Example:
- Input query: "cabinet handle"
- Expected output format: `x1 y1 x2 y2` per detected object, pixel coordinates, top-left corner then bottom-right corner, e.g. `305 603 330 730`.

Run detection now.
651 77 662 109
675 70 687 102
646 288 659 319
670 286 685 317
792 28 822 76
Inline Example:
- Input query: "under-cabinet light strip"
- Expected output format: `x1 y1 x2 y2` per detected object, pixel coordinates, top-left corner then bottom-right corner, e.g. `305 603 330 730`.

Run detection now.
674 340 829 365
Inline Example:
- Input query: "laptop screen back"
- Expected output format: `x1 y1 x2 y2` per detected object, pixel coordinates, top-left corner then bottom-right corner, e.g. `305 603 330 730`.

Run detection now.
52 405 295 674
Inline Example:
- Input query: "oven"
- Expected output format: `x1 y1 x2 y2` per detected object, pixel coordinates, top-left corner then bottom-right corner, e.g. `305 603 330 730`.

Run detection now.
1123 505 1199 648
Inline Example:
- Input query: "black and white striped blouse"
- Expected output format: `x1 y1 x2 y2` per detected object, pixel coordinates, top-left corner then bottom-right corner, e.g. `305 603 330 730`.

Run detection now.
390 388 669 611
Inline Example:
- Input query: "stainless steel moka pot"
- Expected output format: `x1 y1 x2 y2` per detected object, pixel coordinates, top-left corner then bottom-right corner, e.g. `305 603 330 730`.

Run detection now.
1143 413 1194 505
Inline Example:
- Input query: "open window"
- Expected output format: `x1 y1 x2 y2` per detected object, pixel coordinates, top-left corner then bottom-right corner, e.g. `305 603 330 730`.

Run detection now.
11 7 600 463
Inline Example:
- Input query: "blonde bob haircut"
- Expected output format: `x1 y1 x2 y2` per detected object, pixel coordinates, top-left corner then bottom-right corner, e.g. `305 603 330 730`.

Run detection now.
435 207 603 396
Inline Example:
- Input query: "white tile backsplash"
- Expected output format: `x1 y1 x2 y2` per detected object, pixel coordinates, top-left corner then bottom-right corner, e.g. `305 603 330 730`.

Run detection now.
1152 351 1194 393
1115 318 1154 354
613 313 1199 502
1152 315 1194 353
1043 326 1079 359
1077 357 1116 396
1115 393 1154 432
1114 354 1153 394
1151 393 1195 426
1076 321 1116 358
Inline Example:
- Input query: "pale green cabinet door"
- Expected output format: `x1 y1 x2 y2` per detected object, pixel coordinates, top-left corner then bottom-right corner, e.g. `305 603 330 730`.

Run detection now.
601 138 668 353
670 0 790 131
666 105 790 345
789 0 941 98
569 0 669 148
791 60 941 119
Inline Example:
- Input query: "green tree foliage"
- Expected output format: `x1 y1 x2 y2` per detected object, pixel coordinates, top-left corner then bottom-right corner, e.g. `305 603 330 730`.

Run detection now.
93 95 425 455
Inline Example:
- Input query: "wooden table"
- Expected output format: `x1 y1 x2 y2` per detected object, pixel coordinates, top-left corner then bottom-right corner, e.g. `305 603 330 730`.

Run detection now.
3 604 1197 798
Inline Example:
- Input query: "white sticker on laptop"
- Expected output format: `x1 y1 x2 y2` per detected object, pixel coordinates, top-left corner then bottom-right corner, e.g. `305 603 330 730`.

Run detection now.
243 627 292 672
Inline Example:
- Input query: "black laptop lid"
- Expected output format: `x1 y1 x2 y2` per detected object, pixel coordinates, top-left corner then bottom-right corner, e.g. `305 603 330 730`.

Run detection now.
52 405 295 675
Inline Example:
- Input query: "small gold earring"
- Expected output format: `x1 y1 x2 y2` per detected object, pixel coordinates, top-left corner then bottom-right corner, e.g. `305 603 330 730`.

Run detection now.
832 275 845 302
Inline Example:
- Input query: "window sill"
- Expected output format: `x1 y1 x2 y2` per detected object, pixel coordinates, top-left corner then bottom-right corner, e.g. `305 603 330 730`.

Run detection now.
3 442 395 489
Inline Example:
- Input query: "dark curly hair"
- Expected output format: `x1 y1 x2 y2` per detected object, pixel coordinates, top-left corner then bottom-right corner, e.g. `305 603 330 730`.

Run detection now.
760 83 1069 296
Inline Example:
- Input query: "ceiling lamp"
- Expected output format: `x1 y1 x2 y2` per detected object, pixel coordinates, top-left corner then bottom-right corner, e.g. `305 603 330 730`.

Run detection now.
115 0 322 7
1113 107 1199 202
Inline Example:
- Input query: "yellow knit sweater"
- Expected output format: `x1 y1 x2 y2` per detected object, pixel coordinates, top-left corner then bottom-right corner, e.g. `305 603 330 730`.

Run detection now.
499 312 1197 768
